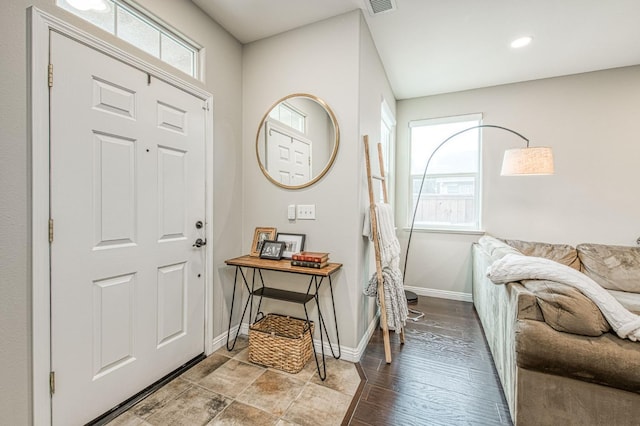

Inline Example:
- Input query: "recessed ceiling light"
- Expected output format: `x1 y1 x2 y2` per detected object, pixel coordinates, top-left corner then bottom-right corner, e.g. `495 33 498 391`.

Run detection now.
510 36 533 49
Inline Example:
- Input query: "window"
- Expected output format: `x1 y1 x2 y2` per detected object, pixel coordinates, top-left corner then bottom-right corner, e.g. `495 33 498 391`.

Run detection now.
409 114 482 231
380 100 396 204
269 102 306 134
57 0 200 78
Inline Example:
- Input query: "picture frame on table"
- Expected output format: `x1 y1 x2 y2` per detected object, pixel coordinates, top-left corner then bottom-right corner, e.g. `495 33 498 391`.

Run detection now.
259 240 286 260
276 233 306 259
250 227 277 257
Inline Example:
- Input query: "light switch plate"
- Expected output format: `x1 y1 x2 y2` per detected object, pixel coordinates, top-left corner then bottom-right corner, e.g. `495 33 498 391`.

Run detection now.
296 204 316 220
288 204 296 220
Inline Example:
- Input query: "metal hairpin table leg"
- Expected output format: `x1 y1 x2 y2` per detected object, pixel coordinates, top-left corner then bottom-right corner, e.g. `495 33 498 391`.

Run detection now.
253 269 267 323
226 266 257 351
316 276 342 358
304 275 342 381
324 275 341 359
303 275 325 380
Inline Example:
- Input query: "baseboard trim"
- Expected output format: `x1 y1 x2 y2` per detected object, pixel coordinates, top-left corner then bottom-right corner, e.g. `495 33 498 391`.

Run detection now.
354 313 380 359
404 286 473 303
211 325 240 353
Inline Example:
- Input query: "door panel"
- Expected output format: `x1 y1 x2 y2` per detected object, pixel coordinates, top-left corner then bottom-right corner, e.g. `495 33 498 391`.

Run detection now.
157 262 188 347
92 76 137 119
291 138 311 185
92 273 136 379
93 132 137 248
50 31 206 425
158 146 187 241
266 122 312 186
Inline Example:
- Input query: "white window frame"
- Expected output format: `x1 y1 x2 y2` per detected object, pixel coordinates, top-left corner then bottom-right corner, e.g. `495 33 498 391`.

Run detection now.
408 113 483 232
380 99 396 205
269 101 307 134
56 0 202 79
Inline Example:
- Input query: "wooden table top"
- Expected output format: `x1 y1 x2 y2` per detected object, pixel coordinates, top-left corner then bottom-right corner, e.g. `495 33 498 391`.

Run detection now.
225 255 342 277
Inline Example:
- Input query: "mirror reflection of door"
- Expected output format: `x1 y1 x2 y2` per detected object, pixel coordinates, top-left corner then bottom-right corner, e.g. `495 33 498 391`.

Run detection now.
265 121 312 186
256 94 339 189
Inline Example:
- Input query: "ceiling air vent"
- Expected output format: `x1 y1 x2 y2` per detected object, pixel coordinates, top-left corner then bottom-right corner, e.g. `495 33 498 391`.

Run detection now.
365 0 397 16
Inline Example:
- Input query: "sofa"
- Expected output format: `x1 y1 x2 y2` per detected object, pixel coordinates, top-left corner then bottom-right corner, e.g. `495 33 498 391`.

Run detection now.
472 236 640 425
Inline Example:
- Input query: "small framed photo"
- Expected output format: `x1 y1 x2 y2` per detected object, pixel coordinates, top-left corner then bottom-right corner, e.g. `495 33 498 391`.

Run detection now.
259 240 285 260
251 227 277 257
276 233 306 259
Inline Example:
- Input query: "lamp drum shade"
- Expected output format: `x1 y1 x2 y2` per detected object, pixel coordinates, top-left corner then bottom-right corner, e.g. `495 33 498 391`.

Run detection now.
501 146 554 176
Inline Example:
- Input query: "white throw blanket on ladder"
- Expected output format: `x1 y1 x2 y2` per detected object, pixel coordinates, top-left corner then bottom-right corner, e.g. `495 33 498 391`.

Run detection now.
363 203 408 331
487 254 640 341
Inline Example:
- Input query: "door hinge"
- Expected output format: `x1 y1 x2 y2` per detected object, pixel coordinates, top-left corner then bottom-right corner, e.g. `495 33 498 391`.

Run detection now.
49 371 55 395
48 218 54 243
48 63 53 88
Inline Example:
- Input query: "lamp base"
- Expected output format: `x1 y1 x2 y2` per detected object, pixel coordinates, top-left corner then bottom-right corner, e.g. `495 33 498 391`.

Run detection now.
405 290 418 305
405 290 424 321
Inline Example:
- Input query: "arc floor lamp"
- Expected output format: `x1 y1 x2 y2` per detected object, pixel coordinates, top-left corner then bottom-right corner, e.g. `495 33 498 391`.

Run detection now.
402 124 554 285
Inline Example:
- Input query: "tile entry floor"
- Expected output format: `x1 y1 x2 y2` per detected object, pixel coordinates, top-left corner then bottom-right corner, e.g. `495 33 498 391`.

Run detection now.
106 337 362 426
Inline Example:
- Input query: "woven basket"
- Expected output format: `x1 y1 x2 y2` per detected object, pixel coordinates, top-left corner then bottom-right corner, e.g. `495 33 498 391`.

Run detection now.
248 314 314 374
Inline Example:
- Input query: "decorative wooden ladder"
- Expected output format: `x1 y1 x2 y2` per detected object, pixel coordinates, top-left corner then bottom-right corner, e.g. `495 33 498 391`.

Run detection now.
363 135 405 364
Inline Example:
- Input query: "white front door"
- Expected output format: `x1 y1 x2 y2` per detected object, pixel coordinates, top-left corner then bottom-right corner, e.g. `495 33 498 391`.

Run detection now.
50 32 206 425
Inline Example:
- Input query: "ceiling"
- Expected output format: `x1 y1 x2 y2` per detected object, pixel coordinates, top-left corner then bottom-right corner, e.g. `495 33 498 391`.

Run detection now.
192 0 640 100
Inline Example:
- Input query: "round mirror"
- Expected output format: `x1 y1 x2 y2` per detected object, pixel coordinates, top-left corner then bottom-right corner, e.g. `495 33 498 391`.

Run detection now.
256 93 340 189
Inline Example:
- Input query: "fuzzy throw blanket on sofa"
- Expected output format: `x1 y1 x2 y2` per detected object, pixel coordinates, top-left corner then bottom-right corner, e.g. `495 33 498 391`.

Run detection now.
487 254 640 341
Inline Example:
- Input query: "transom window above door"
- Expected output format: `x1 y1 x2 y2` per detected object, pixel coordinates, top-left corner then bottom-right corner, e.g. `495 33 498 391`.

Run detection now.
269 102 306 134
56 0 201 79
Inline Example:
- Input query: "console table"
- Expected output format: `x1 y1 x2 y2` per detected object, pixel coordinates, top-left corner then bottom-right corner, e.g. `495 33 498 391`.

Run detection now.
225 255 342 380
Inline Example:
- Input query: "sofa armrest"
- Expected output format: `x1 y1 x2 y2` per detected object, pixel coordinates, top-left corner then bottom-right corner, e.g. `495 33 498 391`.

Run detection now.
472 242 543 321
471 242 542 419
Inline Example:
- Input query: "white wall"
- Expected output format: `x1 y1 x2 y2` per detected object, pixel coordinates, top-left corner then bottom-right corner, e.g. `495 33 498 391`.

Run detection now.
357 13 398 343
242 10 395 356
0 1 242 424
396 66 640 298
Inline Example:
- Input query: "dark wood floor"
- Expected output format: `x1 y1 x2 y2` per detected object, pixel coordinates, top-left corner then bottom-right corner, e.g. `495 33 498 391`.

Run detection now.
347 296 512 426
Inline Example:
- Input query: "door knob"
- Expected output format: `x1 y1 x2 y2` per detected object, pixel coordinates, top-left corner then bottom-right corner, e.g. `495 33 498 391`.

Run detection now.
193 238 207 248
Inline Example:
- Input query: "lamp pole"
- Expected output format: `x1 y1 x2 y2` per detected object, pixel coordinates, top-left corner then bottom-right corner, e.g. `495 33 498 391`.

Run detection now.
402 124 531 281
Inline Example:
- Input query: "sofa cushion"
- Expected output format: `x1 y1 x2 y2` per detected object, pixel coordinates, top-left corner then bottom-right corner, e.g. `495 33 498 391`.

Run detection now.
515 319 640 394
502 239 580 270
577 243 640 293
522 280 610 336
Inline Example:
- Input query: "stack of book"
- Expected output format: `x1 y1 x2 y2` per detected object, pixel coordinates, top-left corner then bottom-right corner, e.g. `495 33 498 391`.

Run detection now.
291 251 329 268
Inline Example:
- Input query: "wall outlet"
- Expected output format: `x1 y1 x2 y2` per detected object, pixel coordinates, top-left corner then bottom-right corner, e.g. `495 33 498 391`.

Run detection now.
296 204 316 220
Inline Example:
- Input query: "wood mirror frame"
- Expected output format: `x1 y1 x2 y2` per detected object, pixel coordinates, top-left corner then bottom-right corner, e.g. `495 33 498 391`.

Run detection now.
256 93 340 189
